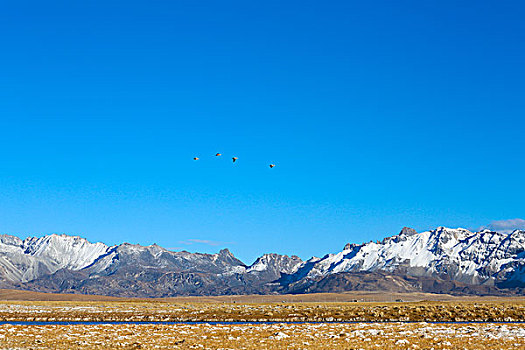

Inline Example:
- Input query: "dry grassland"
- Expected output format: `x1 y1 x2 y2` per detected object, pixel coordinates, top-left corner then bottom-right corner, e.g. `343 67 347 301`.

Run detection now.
0 322 524 349
0 289 515 303
0 289 120 302
0 296 524 349
0 299 524 322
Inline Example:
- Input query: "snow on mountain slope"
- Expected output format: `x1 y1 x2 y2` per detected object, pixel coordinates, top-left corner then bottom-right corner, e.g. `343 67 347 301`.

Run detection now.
2 227 525 295
84 243 247 277
247 253 302 275
0 232 296 288
0 234 111 282
290 227 525 285
22 234 110 270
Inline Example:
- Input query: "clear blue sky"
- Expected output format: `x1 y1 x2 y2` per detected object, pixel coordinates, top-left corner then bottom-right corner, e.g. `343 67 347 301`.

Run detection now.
1 1 524 263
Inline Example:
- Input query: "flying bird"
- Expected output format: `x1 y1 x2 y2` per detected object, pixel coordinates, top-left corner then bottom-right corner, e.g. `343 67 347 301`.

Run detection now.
193 157 199 160
215 153 222 156
232 157 238 163
269 164 275 168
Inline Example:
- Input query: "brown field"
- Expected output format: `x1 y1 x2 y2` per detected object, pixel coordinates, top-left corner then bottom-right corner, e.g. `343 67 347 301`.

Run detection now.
0 298 524 322
0 289 121 302
0 290 524 349
2 288 524 303
1 322 524 349
0 289 464 302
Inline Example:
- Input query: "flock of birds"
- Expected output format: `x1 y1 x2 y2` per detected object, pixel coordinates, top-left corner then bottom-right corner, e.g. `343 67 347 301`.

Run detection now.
193 153 276 168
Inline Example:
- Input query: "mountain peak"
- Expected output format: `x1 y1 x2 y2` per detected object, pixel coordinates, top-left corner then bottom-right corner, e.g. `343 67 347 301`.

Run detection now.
247 253 303 275
343 243 359 251
219 248 233 257
399 227 417 236
0 234 23 247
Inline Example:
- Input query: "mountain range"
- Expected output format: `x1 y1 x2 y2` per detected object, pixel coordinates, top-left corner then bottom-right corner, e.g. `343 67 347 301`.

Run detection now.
0 227 524 297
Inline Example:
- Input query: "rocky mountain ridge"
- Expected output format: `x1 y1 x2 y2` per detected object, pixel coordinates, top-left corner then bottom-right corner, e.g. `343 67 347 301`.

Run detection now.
0 227 524 297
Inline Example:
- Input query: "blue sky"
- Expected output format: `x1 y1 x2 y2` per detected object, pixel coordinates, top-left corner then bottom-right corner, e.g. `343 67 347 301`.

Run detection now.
0 1 524 263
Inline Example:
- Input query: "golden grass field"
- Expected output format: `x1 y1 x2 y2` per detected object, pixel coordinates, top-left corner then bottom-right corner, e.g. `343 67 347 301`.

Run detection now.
0 299 523 322
0 290 524 349
0 289 510 303
1 322 524 349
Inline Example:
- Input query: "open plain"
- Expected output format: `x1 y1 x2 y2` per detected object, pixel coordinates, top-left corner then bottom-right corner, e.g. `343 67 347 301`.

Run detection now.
0 291 524 349
1 322 525 349
0 296 524 323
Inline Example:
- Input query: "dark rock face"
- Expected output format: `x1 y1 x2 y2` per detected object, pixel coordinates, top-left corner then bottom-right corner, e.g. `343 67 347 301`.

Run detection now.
299 272 420 294
400 227 418 236
287 272 512 296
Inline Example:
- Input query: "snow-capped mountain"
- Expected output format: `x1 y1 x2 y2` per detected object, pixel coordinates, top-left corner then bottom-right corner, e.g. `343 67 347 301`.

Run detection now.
0 227 524 297
0 233 302 296
0 234 111 283
247 253 303 275
284 227 525 288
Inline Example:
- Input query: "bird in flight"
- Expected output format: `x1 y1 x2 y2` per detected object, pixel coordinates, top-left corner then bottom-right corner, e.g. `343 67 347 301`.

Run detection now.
192 153 276 169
